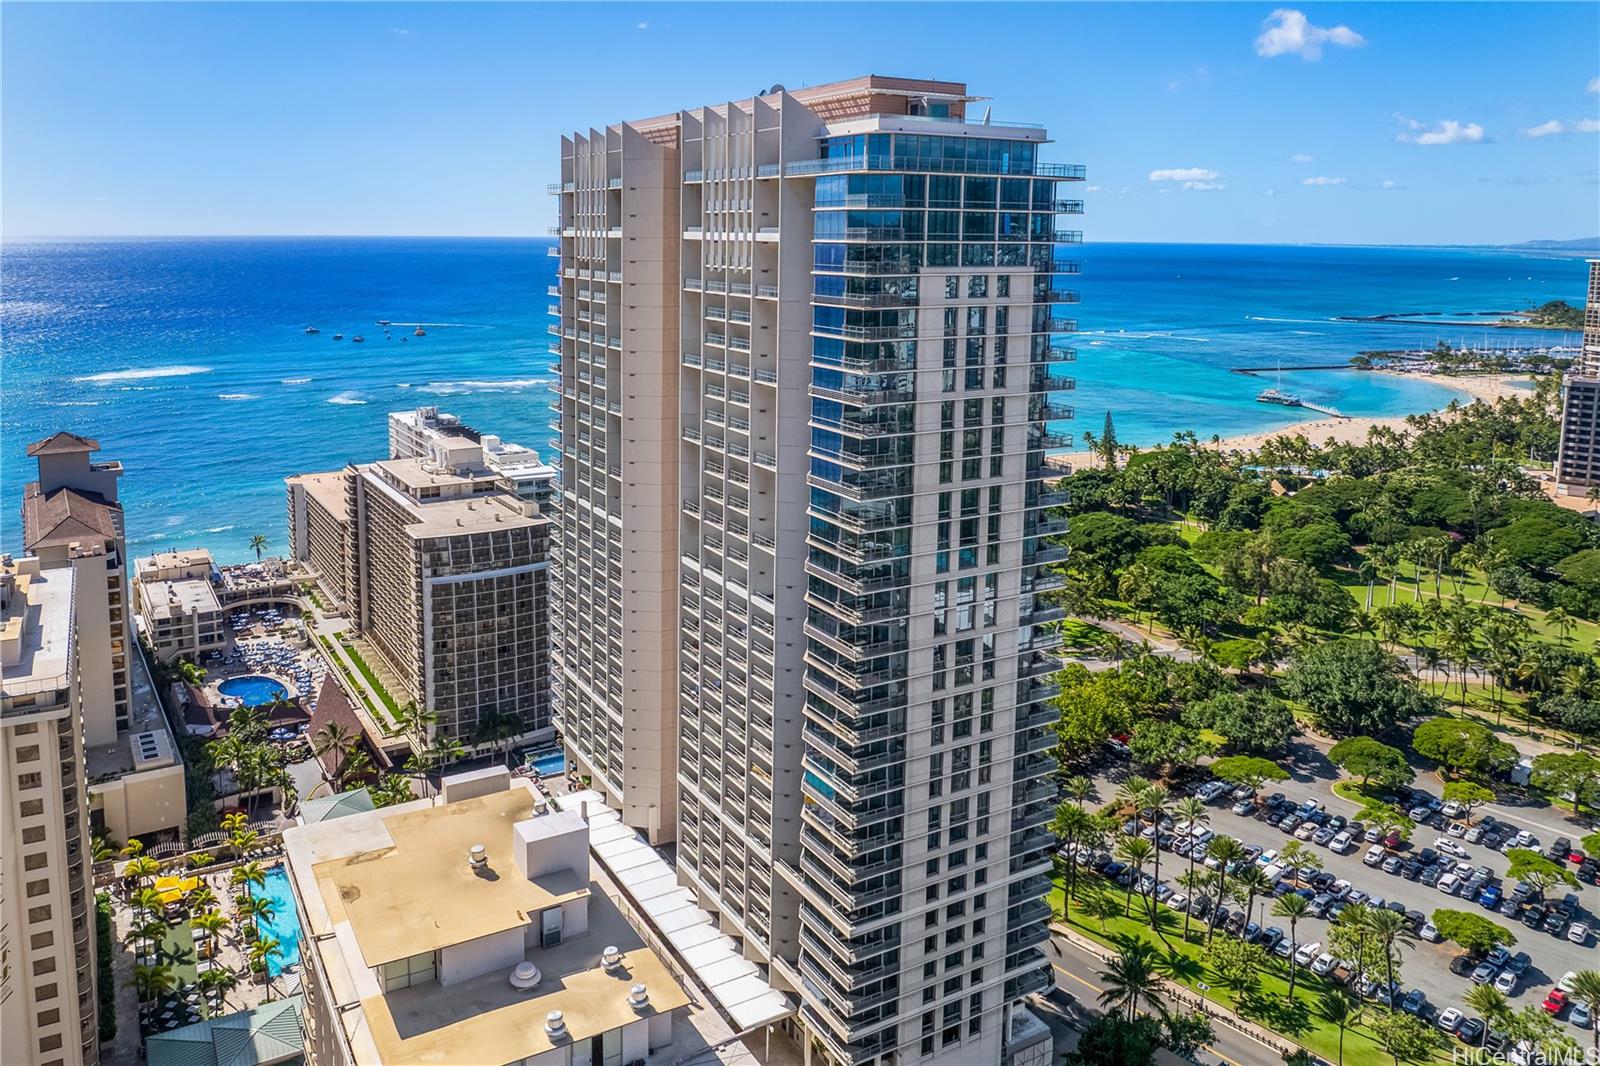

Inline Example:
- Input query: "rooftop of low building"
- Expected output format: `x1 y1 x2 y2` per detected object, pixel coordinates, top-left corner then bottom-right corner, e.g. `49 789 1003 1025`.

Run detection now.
0 556 75 699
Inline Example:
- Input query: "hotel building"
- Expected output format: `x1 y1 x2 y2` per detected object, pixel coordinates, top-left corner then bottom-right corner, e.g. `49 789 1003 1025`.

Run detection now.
281 768 690 1066
550 75 1073 1066
287 433 555 744
1 557 99 1066
132 549 227 664
388 406 558 503
1554 259 1600 494
19 433 186 847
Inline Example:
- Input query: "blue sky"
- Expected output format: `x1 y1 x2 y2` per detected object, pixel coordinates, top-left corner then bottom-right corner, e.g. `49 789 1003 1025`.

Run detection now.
4 2 1597 244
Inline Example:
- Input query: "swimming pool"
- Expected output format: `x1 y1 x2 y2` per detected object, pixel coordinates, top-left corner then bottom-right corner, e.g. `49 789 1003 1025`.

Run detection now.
255 865 302 977
532 750 565 777
218 674 288 707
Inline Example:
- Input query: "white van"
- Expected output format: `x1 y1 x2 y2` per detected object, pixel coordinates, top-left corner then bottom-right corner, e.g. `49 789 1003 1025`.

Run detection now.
1363 844 1386 866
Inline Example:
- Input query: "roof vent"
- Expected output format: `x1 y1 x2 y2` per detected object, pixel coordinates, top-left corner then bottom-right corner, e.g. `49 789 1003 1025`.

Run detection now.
510 961 542 991
468 844 488 870
602 946 623 972
545 1010 567 1037
628 983 650 1010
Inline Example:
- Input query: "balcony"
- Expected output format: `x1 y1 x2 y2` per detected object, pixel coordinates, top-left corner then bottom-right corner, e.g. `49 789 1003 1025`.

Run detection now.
1033 373 1076 392
811 290 920 310
1053 200 1086 214
1030 400 1075 422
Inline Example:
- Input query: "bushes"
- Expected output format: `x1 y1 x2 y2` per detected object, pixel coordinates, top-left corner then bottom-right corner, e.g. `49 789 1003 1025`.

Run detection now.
95 893 116 1042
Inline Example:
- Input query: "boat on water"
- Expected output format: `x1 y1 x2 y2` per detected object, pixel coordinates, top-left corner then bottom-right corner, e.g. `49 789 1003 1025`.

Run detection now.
333 333 344 340
376 319 392 326
352 336 365 343
1256 386 1303 407
414 327 426 337
305 327 320 335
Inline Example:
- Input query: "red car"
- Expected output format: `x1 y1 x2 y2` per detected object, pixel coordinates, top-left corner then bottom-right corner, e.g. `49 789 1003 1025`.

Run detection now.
1541 990 1568 1015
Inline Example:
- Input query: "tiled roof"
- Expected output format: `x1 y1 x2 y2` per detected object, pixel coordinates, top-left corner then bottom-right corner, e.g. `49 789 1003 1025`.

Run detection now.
144 995 305 1066
21 482 120 550
26 430 100 456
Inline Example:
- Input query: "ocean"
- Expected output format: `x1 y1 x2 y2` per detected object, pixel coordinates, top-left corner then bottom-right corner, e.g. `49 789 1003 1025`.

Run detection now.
1 238 1586 564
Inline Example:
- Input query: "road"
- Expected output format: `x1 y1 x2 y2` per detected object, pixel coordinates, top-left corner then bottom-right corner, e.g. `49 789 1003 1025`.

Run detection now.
1086 748 1596 1032
1041 933 1288 1066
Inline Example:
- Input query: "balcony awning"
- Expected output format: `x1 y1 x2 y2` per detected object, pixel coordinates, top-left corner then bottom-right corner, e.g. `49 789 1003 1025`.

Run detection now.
556 790 794 1034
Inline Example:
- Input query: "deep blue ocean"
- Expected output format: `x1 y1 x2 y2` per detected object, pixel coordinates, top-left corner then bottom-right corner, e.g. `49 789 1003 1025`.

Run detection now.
1 238 1586 564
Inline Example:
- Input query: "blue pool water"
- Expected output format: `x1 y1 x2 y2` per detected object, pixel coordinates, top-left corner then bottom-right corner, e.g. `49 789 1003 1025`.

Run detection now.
256 866 301 977
218 675 288 707
532 751 565 777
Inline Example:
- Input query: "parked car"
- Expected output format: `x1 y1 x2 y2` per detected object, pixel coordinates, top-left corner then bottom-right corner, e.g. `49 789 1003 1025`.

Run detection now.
1571 1002 1593 1029
1272 935 1294 958
1568 922 1590 945
1542 990 1569 1016
1506 952 1531 976
1382 855 1403 875
1438 1007 1464 1032
1472 962 1498 985
1485 947 1511 968
1419 921 1440 942
1364 844 1386 867
1457 1017 1486 1045
1165 892 1190 911
1231 798 1254 815
1435 837 1468 858
1494 970 1518 996
1401 989 1427 1015
1329 831 1353 854
1438 873 1461 895
1421 866 1443 887
1449 954 1476 977
1311 952 1336 976
1313 826 1337 847
1295 821 1318 841
1280 814 1302 833
1259 927 1284 952
1479 885 1502 909
1402 860 1424 880
1543 912 1568 936
1293 941 1323 967
1513 830 1536 849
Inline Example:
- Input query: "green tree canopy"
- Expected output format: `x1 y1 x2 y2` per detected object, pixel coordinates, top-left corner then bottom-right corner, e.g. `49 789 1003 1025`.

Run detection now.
1442 780 1497 822
1281 640 1437 737
1487 515 1586 574
1430 909 1517 955
1328 736 1414 788
1506 849 1577 893
1411 718 1516 781
1528 752 1600 816
1127 719 1214 774
1208 755 1290 790
1180 690 1298 756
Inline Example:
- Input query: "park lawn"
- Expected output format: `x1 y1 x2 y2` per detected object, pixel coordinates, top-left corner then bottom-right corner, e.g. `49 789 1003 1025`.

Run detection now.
1338 558 1600 650
338 638 400 720
316 633 396 730
1058 618 1111 649
1051 877 1450 1065
1417 682 1586 751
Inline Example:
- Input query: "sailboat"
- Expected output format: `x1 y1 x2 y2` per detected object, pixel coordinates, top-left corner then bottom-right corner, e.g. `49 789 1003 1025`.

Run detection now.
1256 360 1303 407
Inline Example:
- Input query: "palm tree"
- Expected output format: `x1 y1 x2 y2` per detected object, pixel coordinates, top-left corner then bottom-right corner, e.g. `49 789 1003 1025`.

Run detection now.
249 936 283 995
124 854 160 897
1567 970 1600 1055
1097 942 1161 1023
1464 983 1511 1030
1231 865 1274 933
472 707 525 768
1273 893 1313 1001
1366 907 1413 1013
1114 775 1151 817
1113 837 1155 919
231 861 266 900
131 918 168 964
1319 990 1357 1066
133 962 177 1003
1136 784 1172 927
1545 607 1575 647
234 895 276 942
192 910 228 959
1172 797 1210 939
1176 868 1212 941
396 700 438 750
1204 837 1247 942
310 722 362 793
1062 775 1094 809
196 965 238 1012
249 534 268 561
1051 803 1098 919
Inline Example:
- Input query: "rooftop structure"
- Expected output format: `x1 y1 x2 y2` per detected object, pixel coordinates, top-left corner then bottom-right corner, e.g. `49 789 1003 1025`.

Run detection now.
550 73 1068 1066
143 995 306 1066
1555 259 1600 493
133 548 226 663
283 770 691 1066
388 406 557 502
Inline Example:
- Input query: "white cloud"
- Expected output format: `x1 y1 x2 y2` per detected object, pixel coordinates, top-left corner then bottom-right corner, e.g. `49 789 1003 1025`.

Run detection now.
1149 167 1221 182
1255 9 1366 61
635 20 650 29
389 26 411 35
1577 119 1600 133
1182 181 1226 191
1264 188 1278 198
1394 115 1486 146
1589 76 1600 95
1300 176 1347 186
1379 180 1404 190
1289 153 1316 164
1522 120 1566 139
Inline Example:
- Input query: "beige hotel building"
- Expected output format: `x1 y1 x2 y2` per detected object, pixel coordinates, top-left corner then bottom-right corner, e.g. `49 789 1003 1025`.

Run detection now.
550 75 1072 1066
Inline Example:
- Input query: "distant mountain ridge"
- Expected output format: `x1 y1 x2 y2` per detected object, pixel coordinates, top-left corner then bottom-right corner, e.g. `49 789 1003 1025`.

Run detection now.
1504 237 1600 251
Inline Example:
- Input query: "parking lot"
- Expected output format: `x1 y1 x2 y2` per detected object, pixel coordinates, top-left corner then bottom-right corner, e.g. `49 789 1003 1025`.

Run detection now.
1085 748 1596 1040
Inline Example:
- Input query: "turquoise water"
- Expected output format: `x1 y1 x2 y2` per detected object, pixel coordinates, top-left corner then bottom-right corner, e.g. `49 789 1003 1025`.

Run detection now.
532 751 565 777
218 675 288 706
1 238 1585 564
256 866 301 977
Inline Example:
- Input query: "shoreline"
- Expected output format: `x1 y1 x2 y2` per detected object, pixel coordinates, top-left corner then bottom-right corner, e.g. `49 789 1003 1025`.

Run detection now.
1056 370 1532 466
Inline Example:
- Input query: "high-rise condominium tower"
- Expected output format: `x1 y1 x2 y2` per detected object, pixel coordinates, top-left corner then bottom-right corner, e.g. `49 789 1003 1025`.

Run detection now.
1554 259 1600 493
550 76 1077 1066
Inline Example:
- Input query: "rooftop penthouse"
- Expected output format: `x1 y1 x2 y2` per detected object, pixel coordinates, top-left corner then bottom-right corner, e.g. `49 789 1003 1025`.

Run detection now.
388 406 556 502
282 769 691 1066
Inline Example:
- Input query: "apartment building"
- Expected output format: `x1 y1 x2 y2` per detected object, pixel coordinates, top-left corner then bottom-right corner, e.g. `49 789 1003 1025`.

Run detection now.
1554 259 1600 493
1 557 99 1066
287 434 554 744
132 549 226 664
551 75 1072 1066
20 433 186 847
281 768 689 1066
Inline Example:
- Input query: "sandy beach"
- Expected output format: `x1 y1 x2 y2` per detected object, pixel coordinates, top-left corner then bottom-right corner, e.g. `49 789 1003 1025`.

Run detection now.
1057 371 1532 468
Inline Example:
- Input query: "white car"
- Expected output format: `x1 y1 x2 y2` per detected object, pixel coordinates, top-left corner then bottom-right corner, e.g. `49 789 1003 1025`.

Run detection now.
1189 827 1215 846
1293 941 1323 967
1434 837 1467 857
1165 892 1190 912
1329 832 1353 853
1559 971 1579 993
1437 1007 1464 1033
1437 873 1460 895
1513 831 1536 849
1419 921 1440 942
1310 952 1337 976
1295 822 1318 840
1568 923 1590 945
1495 970 1518 995
1364 844 1386 867
1256 849 1280 867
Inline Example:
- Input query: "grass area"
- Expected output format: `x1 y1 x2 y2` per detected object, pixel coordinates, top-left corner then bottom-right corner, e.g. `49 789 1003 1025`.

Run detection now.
314 632 396 731
299 583 326 613
1052 876 1447 1064
1059 618 1112 649
1416 680 1586 751
336 638 400 721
